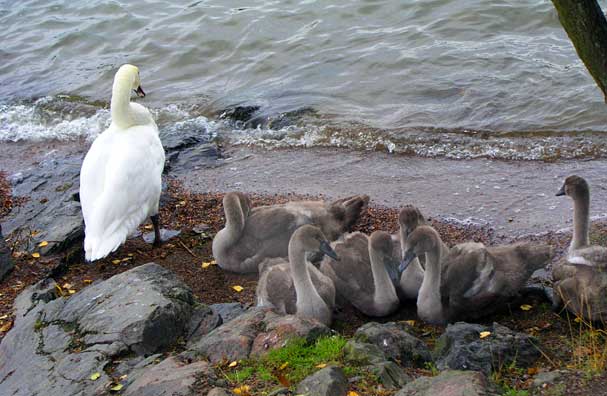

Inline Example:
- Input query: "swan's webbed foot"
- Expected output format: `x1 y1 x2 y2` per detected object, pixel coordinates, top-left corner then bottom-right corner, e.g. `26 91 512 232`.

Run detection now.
151 214 162 248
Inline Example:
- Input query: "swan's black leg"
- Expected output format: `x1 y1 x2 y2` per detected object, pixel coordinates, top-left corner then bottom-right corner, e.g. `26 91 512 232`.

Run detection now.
151 214 162 248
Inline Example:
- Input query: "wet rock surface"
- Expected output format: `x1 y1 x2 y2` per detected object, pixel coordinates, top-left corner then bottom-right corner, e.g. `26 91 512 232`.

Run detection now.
296 366 348 396
0 263 197 396
433 322 541 375
354 322 432 367
2 155 83 254
0 225 13 281
395 370 499 396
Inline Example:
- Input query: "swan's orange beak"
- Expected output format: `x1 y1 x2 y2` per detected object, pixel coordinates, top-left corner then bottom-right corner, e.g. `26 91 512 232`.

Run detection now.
135 86 146 98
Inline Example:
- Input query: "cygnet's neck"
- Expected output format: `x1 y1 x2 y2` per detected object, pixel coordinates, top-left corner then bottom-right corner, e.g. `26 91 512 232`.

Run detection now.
111 73 137 129
570 192 590 252
369 245 398 306
289 239 325 312
417 241 447 324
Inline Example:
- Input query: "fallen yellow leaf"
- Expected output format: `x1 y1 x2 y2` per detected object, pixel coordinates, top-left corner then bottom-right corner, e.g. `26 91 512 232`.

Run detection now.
0 321 12 332
0 314 8 320
110 383 123 391
84 279 93 284
404 320 416 327
62 282 72 289
111 259 121 265
38 241 49 247
228 361 238 368
279 362 289 370
520 304 533 311
574 317 583 323
233 385 251 395
55 284 64 296
68 289 76 295
315 363 327 369
144 224 153 230
121 257 131 262
201 262 212 269
347 392 360 396
127 253 134 257
210 259 217 265
232 285 244 292
479 331 491 339
90 372 100 381
119 374 128 380
31 252 40 258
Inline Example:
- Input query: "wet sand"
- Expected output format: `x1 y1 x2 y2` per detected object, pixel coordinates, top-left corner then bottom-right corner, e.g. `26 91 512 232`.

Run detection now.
177 146 607 236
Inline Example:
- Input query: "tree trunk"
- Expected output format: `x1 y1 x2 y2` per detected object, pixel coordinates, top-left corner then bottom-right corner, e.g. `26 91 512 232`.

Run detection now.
551 0 607 101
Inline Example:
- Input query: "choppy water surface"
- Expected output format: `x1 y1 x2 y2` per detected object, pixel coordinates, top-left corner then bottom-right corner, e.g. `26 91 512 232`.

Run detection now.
1 0 607 160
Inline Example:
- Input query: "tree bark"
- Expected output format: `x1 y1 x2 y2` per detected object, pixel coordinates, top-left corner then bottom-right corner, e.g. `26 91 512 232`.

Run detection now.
551 0 607 101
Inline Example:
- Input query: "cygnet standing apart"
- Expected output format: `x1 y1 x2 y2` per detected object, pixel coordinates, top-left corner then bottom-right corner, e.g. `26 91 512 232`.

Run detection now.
401 225 553 325
213 192 369 273
320 231 399 317
80 64 165 261
256 225 338 326
553 175 607 322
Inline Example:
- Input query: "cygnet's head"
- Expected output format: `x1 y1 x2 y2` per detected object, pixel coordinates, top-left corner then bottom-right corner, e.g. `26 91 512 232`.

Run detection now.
400 225 441 272
115 64 146 97
398 205 425 235
369 230 394 258
556 175 589 200
292 225 338 261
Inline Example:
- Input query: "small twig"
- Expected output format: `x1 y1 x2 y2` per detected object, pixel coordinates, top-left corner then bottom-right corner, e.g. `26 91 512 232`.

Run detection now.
178 240 199 259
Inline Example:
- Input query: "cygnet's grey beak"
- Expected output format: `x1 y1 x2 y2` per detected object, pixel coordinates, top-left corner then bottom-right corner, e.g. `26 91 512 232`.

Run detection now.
135 86 146 98
319 240 339 261
399 250 416 273
555 185 565 196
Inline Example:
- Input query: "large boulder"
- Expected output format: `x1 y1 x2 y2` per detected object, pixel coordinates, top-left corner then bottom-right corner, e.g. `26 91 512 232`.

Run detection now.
354 322 432 367
0 263 198 396
186 307 330 363
296 366 348 396
433 322 540 375
395 370 499 396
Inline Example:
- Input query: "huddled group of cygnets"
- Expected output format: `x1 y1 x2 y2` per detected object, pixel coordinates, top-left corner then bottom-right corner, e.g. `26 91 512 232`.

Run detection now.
80 64 607 330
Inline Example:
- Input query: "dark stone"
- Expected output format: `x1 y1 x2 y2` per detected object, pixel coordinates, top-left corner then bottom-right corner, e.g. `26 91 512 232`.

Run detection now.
142 228 181 244
187 304 222 344
395 370 499 396
207 388 232 396
354 322 432 367
433 322 541 375
296 366 348 396
343 340 386 365
370 361 412 389
219 105 261 124
0 224 13 281
0 263 196 396
210 302 247 324
2 155 83 255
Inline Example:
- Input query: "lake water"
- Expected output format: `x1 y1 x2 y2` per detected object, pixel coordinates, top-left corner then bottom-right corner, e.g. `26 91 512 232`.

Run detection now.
1 0 607 160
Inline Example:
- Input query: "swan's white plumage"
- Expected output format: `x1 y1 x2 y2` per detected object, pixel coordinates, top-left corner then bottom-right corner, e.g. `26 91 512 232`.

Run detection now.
80 65 164 261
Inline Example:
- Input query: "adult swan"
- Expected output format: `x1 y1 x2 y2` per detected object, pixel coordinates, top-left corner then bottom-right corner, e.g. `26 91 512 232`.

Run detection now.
80 64 165 261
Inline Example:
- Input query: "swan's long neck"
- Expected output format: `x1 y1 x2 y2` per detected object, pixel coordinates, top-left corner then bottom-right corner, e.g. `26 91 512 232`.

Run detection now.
289 241 324 312
213 195 246 258
369 245 398 306
570 192 590 252
111 73 136 129
417 245 444 324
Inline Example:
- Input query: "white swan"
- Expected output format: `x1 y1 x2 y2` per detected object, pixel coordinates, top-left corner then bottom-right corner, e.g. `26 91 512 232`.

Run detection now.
80 64 165 261
256 225 338 326
553 175 607 322
320 231 399 317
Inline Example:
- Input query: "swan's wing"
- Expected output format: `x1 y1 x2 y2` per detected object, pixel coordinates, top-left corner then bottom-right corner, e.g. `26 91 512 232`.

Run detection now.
84 127 164 260
257 263 295 314
80 130 115 227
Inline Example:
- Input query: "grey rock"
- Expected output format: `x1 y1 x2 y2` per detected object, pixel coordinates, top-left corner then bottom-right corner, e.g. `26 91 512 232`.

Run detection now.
124 356 211 396
532 371 563 388
0 224 13 281
142 228 181 244
0 263 196 396
3 155 83 254
369 361 412 389
187 304 222 344
354 322 432 367
187 307 329 363
343 340 386 365
207 388 232 396
296 366 348 396
211 302 247 324
267 388 290 396
396 370 499 396
433 322 540 375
